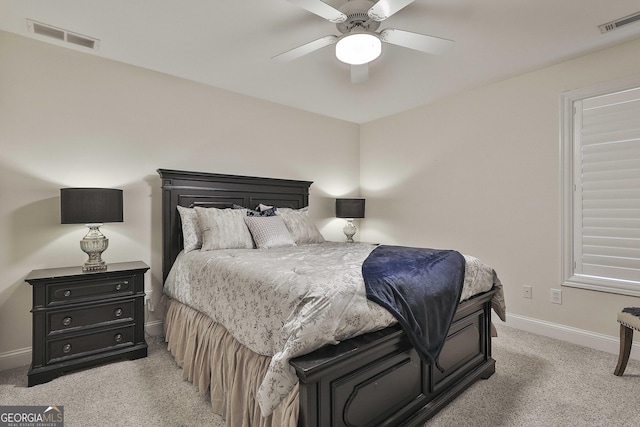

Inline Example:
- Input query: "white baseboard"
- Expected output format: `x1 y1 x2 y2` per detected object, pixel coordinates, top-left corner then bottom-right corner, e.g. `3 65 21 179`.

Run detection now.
505 313 640 361
145 319 164 337
0 347 31 372
0 320 166 372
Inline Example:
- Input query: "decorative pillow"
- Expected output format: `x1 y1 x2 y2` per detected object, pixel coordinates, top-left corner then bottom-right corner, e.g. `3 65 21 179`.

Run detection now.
277 207 325 244
176 206 202 252
244 216 296 249
254 205 277 216
233 204 277 217
195 207 254 250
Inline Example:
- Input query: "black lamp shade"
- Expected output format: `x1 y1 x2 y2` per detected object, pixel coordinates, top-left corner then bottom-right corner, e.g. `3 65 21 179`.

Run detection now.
60 188 123 224
336 198 365 219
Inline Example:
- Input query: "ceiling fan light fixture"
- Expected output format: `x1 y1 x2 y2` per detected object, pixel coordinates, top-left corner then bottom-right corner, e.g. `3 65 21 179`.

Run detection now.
335 32 381 65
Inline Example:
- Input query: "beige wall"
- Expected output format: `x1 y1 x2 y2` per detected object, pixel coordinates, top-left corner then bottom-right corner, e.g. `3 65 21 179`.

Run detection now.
0 31 360 366
2 27 640 370
360 38 640 340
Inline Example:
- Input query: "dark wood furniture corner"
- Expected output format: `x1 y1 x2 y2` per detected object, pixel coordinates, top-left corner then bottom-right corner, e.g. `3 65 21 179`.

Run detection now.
26 261 149 387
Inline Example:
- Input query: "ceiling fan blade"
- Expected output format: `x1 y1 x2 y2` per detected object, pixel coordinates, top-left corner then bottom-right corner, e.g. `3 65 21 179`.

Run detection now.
272 35 338 62
351 63 369 84
368 0 415 22
379 28 454 55
286 0 347 23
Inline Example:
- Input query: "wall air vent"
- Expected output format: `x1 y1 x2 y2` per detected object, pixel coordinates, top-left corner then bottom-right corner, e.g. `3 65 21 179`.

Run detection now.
27 19 100 50
598 11 640 34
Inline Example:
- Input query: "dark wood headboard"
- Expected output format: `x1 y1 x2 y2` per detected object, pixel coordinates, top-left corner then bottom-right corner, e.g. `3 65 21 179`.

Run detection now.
157 169 312 282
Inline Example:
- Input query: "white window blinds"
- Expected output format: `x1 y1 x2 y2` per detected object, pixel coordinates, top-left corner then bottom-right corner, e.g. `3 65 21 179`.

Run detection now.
566 84 640 294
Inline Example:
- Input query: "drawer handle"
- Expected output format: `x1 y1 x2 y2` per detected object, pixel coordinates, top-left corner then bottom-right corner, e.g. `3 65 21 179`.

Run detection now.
114 333 123 343
114 308 123 317
63 290 71 297
62 344 72 354
62 317 72 326
115 281 129 291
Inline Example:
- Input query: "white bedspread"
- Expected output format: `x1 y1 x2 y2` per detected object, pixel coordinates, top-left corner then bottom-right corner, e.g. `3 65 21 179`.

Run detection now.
164 242 504 416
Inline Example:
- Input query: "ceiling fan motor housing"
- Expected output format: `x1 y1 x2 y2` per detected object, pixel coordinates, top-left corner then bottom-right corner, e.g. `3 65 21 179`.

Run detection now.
336 0 380 34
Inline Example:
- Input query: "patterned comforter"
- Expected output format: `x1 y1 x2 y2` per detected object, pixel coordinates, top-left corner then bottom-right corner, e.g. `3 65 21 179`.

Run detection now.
164 242 505 416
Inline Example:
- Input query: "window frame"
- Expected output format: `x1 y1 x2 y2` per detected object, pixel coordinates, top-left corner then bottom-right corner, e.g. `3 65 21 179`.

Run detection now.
561 75 640 297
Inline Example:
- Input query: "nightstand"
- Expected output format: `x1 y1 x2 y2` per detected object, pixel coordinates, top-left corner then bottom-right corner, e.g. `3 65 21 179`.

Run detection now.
25 261 149 387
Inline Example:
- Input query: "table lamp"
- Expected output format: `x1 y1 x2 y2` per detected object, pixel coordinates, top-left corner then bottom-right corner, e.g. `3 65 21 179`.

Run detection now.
336 198 365 243
60 188 123 272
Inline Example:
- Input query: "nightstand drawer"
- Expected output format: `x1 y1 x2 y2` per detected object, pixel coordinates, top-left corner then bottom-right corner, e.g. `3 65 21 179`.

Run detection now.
47 276 135 306
48 300 135 334
47 325 135 364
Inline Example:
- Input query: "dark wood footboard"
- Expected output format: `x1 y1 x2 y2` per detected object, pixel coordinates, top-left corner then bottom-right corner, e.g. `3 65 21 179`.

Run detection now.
290 288 496 427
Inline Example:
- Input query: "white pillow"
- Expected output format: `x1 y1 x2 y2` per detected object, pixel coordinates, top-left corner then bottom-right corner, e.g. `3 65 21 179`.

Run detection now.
277 207 325 244
177 206 202 252
244 216 296 249
195 207 254 250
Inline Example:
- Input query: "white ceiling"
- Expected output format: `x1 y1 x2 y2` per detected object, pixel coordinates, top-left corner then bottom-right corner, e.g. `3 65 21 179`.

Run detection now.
2 0 640 124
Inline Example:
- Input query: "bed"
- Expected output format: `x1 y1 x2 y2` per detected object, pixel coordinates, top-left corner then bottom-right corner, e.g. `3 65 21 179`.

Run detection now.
157 168 505 427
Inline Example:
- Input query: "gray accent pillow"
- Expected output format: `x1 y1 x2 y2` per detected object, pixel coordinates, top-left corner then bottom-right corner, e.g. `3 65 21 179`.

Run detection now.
177 205 202 252
195 207 254 250
277 207 325 244
244 216 296 249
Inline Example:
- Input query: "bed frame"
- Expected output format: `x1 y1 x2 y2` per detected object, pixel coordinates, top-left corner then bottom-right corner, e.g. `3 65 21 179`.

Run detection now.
158 168 497 427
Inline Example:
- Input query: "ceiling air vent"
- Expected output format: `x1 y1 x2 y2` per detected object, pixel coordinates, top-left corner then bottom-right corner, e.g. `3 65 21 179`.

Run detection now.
27 19 100 50
598 11 640 34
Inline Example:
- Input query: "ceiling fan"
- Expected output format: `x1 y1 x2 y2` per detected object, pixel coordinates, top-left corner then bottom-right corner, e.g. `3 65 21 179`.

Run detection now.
273 0 454 83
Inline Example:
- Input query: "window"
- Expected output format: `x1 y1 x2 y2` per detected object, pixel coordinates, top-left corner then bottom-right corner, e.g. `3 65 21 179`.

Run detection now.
561 76 640 296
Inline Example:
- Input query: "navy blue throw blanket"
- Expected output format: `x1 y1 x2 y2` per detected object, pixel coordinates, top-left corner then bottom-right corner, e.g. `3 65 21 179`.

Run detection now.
362 245 465 371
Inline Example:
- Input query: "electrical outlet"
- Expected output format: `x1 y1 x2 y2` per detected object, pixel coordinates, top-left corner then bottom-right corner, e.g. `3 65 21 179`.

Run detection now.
550 289 562 304
523 285 532 299
144 291 154 312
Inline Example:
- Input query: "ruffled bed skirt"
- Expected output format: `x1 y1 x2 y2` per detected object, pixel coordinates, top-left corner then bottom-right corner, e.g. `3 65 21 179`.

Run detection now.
163 297 298 427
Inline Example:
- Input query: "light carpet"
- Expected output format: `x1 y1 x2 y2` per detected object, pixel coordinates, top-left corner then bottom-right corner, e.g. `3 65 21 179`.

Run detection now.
1 324 638 426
